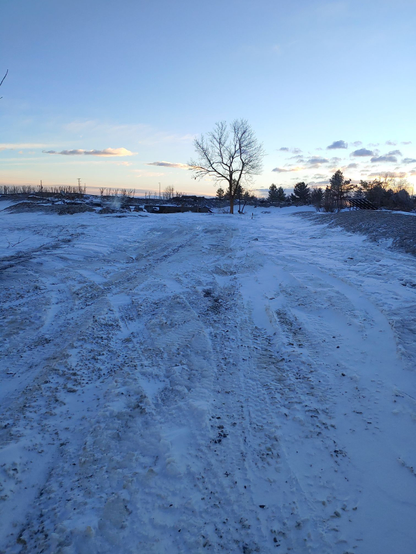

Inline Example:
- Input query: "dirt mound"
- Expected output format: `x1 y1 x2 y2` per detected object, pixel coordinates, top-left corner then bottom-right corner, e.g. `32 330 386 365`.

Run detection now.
57 204 95 215
5 202 59 213
4 202 95 215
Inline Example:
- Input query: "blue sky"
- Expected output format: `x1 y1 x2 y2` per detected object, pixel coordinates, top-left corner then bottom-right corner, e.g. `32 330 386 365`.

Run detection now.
1 0 416 196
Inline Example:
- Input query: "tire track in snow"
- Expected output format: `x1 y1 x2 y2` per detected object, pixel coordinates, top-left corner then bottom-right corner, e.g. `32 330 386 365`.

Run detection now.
244 212 416 554
0 218 213 552
2 211 416 554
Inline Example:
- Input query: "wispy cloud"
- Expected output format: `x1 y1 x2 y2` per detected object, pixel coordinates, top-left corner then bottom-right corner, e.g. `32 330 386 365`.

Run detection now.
386 150 402 156
352 141 362 147
307 156 329 164
272 166 303 173
385 140 397 146
63 120 195 145
133 169 164 177
369 171 407 178
371 155 397 163
309 179 330 186
146 161 190 169
317 1 349 18
43 149 83 155
351 148 374 157
0 143 51 151
277 147 302 154
327 140 348 150
43 148 136 157
347 163 358 168
402 141 412 145
85 148 135 157
402 158 416 164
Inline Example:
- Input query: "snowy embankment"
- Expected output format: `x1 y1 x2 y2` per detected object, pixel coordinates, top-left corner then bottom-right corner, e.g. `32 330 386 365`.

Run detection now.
301 209 416 257
0 204 415 554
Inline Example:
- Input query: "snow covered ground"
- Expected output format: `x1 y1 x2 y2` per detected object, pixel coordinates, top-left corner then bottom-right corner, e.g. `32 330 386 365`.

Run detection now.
1 203 415 554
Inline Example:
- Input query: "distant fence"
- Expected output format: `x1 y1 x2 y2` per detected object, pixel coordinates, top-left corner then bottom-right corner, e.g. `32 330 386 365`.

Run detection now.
144 205 211 214
347 197 378 210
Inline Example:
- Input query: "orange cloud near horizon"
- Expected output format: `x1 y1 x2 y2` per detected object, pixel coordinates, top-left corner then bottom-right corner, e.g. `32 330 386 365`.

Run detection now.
42 147 136 157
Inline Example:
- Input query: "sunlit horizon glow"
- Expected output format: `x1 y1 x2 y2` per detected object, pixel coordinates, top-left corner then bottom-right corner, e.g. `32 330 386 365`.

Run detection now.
1 0 415 197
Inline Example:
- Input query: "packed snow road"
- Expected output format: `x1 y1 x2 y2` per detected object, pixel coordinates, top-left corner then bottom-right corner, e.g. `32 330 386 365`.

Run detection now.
1 205 416 554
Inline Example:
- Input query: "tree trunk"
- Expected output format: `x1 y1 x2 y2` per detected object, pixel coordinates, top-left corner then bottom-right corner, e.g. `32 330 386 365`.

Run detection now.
229 197 234 214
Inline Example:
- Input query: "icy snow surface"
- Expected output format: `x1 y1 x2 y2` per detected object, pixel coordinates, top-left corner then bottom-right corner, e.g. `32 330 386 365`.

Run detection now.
1 204 416 554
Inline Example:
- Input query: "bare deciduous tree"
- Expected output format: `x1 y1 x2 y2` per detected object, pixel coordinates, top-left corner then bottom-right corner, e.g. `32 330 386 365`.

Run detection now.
189 119 264 214
163 186 175 200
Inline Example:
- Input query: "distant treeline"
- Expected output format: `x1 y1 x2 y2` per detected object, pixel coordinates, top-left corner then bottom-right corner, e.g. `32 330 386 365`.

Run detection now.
0 184 87 196
0 184 180 200
266 171 415 212
1 173 415 212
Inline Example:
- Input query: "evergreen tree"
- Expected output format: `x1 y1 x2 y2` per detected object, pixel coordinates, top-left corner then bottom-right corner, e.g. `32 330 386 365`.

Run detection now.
216 187 225 200
323 186 334 212
269 184 287 203
311 188 323 209
329 170 354 211
275 186 287 203
268 184 279 202
291 182 310 204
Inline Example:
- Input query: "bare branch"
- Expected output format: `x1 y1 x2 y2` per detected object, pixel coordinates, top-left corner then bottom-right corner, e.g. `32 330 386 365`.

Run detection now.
0 69 8 98
0 69 8 87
